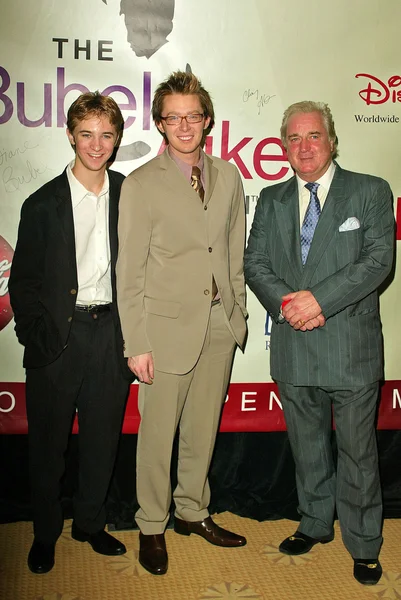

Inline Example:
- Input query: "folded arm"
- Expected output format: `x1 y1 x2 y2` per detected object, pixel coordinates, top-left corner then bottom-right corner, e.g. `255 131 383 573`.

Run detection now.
310 179 395 318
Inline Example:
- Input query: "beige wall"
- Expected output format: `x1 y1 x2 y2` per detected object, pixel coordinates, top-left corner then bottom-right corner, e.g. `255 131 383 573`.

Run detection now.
0 0 399 384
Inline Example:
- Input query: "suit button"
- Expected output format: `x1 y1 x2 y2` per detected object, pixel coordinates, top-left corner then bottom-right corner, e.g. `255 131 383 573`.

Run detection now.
67 316 72 322
204 289 210 295
204 205 208 210
70 288 77 295
208 247 212 252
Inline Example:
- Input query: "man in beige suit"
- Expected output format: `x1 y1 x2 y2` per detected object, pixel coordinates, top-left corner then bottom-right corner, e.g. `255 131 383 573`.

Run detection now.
116 71 247 575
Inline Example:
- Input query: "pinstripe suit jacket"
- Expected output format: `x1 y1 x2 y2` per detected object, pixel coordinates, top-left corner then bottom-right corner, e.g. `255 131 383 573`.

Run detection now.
244 163 395 387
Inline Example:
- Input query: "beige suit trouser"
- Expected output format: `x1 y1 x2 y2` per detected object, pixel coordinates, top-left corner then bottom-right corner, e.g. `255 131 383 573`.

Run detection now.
135 302 236 535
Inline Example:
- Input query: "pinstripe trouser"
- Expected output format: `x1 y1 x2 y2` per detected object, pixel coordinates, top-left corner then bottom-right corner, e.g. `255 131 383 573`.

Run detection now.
277 381 382 559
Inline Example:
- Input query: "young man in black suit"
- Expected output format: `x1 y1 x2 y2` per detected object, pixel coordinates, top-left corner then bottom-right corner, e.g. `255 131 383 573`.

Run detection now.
9 92 132 574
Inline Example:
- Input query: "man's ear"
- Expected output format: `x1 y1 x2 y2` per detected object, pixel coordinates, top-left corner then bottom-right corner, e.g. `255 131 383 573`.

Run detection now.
203 116 211 130
156 121 165 135
66 128 75 146
115 131 123 147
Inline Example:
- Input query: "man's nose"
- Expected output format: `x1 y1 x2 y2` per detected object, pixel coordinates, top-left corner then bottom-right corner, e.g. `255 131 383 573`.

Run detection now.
299 137 310 152
91 138 102 150
179 117 190 131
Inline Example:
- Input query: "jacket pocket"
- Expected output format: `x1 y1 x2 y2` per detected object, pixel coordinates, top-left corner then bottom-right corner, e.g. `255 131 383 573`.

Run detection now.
349 307 377 317
144 297 181 319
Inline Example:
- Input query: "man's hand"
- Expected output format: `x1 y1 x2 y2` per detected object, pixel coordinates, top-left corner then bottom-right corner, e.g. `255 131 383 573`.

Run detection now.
128 352 154 384
299 313 326 331
282 291 324 330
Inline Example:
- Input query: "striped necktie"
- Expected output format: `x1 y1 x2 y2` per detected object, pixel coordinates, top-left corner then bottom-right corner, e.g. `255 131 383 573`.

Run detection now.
191 166 205 202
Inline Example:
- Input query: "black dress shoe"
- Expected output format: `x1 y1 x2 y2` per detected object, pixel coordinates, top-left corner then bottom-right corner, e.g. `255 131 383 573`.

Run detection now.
353 558 382 585
174 516 246 547
27 539 55 574
279 531 334 555
71 522 126 556
139 532 168 575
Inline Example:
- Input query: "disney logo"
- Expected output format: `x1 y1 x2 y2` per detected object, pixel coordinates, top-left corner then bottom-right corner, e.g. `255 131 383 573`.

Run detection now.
356 73 401 105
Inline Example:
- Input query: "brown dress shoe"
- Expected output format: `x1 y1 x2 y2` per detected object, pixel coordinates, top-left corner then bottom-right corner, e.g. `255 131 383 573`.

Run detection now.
139 532 168 575
174 516 246 547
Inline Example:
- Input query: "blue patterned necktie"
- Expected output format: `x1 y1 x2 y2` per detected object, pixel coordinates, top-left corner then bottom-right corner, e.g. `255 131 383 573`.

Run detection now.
301 182 321 265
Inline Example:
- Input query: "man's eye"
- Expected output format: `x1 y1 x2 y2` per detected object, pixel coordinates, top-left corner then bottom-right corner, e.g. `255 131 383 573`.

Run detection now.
187 114 202 123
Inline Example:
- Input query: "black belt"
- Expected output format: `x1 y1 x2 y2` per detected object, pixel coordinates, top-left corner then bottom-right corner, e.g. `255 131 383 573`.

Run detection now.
211 299 221 307
75 303 112 314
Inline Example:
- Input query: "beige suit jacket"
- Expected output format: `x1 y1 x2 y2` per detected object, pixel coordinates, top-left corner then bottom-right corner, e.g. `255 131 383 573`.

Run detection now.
116 149 247 375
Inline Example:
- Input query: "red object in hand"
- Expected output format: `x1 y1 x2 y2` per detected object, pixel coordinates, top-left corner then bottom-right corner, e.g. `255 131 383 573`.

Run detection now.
281 299 291 310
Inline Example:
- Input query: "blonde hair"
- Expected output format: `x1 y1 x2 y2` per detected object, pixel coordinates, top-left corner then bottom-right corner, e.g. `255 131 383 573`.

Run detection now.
152 71 215 138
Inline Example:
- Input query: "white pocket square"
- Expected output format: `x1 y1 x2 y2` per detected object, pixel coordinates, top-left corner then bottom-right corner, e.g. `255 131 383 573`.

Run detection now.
339 217 360 232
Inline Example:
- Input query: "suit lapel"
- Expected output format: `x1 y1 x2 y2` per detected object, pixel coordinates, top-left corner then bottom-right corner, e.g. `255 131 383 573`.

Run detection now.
108 170 122 303
159 148 217 207
55 171 76 263
108 171 119 271
300 164 348 287
203 153 218 206
274 177 304 280
159 149 197 202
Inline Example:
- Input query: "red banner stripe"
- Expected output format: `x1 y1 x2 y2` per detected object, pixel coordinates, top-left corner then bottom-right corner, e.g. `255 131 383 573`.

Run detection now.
1 381 401 434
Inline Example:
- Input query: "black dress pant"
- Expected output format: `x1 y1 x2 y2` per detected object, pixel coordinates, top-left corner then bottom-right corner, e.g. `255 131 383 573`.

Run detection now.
25 308 129 544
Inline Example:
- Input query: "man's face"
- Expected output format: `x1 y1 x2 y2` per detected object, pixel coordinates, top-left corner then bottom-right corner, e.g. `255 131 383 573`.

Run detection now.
156 93 210 164
67 114 119 174
285 111 334 182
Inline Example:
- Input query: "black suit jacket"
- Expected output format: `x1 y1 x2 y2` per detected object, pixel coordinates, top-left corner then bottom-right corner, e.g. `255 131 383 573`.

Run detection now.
9 168 132 379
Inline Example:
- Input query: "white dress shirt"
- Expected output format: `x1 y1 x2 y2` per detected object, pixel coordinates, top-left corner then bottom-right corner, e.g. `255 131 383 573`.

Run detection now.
296 161 336 228
67 160 112 305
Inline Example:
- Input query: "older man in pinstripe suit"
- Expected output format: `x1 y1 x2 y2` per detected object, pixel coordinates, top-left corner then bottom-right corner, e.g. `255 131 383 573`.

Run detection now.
244 101 395 585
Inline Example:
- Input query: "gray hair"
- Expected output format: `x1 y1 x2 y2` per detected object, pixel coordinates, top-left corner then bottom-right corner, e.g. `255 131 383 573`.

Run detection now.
280 101 338 158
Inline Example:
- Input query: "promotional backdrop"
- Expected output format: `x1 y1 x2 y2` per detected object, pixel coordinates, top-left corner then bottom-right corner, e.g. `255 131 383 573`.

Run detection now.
1 0 400 433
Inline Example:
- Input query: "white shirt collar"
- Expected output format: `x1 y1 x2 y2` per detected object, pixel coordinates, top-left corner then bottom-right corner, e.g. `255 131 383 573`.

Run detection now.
67 160 109 207
296 161 336 196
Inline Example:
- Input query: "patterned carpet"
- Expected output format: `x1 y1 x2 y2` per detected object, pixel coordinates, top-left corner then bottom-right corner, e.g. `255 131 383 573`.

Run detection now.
1 514 401 600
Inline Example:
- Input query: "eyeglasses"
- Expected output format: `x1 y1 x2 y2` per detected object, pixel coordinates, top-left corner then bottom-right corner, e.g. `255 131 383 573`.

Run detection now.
160 113 205 126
